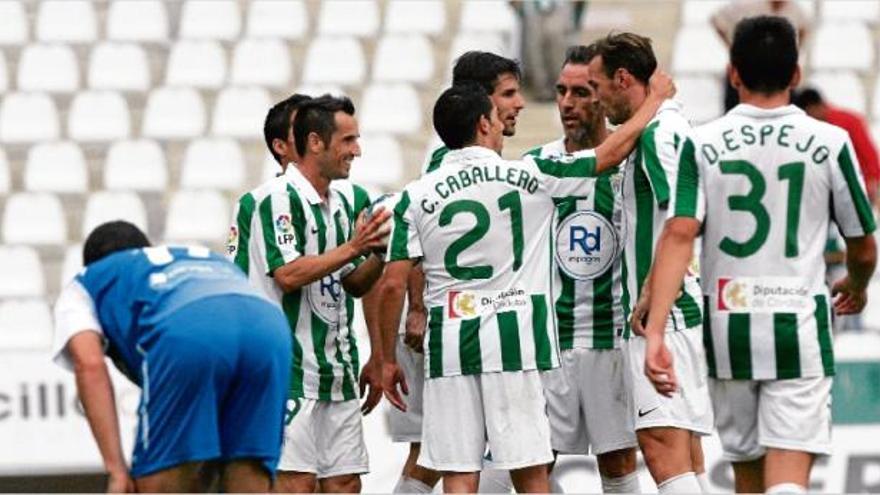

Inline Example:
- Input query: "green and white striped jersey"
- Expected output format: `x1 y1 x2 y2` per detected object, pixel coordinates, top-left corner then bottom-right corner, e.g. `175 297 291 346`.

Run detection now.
524 138 625 350
621 100 704 338
388 145 602 378
227 168 368 401
422 144 450 175
675 104 877 380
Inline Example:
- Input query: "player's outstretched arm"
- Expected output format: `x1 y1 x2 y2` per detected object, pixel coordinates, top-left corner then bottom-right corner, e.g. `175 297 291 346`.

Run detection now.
643 217 701 397
359 284 383 415
379 260 414 412
832 234 878 314
593 70 676 174
68 332 134 493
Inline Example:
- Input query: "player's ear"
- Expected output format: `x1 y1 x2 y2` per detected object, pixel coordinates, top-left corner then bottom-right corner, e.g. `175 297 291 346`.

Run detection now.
727 64 742 91
307 131 324 155
789 65 802 89
272 138 287 159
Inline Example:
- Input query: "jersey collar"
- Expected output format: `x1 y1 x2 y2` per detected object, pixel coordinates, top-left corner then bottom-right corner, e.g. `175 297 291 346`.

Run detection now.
727 103 804 119
285 165 324 206
444 145 500 164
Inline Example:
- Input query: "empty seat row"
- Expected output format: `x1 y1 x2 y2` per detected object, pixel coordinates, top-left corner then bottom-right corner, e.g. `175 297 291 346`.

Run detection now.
0 298 52 349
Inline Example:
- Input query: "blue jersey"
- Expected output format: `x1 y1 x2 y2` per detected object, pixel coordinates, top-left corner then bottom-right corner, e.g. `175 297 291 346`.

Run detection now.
74 246 264 384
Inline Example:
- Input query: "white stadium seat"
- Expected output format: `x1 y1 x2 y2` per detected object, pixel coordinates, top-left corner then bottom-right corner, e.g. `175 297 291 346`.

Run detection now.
294 84 346 98
672 26 727 74
385 0 446 35
36 0 97 43
373 35 434 84
142 87 207 139
165 40 228 89
88 42 151 92
822 0 879 23
60 244 83 287
180 138 246 190
302 37 366 86
318 1 379 38
17 44 79 93
2 192 67 245
104 139 169 192
212 86 272 139
0 149 10 195
811 22 874 72
680 0 727 26
165 190 230 243
448 33 511 69
246 0 308 40
810 71 866 114
460 1 518 33
179 0 241 41
0 52 7 94
0 247 45 297
230 38 293 88
360 84 423 135
68 91 131 142
0 1 28 46
0 92 60 143
24 142 88 193
81 191 149 238
0 299 53 349
676 76 724 124
106 0 169 42
350 135 405 188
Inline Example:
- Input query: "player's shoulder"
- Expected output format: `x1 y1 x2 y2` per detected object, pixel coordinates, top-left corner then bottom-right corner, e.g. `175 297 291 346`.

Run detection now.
422 144 450 175
522 137 566 160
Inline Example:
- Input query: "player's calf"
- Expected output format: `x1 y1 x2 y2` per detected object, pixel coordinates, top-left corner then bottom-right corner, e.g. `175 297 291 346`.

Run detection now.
510 463 551 493
636 427 697 487
275 471 317 494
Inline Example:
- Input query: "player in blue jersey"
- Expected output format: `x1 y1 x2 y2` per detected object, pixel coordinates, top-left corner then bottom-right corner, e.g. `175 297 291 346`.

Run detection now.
52 221 292 493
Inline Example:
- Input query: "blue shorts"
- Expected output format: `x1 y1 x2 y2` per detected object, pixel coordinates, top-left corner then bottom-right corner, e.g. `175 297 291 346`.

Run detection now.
130 295 292 478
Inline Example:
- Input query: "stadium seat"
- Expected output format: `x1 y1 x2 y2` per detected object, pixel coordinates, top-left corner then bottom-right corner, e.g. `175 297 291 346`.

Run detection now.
35 0 97 43
179 0 241 41
294 84 346 98
302 37 366 86
0 52 7 94
17 44 79 93
165 40 227 89
0 299 53 349
106 0 169 42
230 38 293 88
385 0 446 36
165 190 230 243
373 35 434 84
81 191 149 238
2 192 67 245
822 0 879 22
211 86 272 139
104 139 169 192
0 1 28 46
349 135 405 187
811 22 874 72
142 87 207 139
459 1 518 34
680 0 727 25
317 1 379 38
676 76 724 124
246 0 308 40
68 91 131 142
88 42 151 92
24 142 89 193
0 247 45 297
672 26 727 74
448 33 510 69
0 92 60 144
809 71 866 114
180 138 246 190
360 84 423 135
0 149 9 195
59 244 83 287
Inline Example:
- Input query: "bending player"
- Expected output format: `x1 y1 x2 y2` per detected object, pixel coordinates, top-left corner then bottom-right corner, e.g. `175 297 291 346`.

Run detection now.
644 17 877 494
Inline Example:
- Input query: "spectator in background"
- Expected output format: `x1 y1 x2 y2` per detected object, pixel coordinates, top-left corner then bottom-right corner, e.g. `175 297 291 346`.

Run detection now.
794 87 880 204
711 1 811 110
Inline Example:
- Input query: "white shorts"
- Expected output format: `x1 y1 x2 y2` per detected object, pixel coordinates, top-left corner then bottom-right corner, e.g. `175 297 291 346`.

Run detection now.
419 370 554 472
622 327 713 434
541 348 637 455
278 398 369 478
388 336 425 443
710 376 833 462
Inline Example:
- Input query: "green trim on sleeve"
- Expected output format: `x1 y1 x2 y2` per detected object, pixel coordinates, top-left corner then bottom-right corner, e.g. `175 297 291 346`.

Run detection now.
233 193 256 273
258 195 285 273
673 137 699 218
838 144 877 234
388 190 412 261
425 146 450 174
640 121 671 207
533 154 597 178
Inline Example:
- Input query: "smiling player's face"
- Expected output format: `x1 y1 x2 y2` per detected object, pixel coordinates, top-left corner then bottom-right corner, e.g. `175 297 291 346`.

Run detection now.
319 112 361 180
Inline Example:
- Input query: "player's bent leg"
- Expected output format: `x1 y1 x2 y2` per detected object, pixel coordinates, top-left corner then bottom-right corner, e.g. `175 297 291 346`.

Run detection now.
134 461 204 493
221 459 271 493
443 472 480 493
731 458 765 493
320 473 362 493
275 471 317 493
509 464 551 493
636 427 695 484
763 448 814 492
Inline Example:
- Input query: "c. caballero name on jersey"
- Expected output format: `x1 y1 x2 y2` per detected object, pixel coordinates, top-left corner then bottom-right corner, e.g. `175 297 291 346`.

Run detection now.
422 164 541 213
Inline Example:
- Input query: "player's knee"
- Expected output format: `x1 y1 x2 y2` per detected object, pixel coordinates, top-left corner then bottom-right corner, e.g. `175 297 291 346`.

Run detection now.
597 448 637 478
322 474 361 493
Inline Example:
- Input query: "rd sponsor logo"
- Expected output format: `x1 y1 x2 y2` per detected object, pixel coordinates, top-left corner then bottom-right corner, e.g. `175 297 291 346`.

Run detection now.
555 211 618 280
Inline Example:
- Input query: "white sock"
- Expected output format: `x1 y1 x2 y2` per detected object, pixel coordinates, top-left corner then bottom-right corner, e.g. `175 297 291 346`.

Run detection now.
601 472 641 493
658 472 701 494
696 472 710 493
393 475 434 494
478 468 514 493
765 482 806 494
549 471 565 493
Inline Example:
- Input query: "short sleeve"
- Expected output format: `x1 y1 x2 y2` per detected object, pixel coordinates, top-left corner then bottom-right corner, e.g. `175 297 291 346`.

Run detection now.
352 184 372 217
52 280 104 371
387 189 423 261
668 136 706 222
257 187 308 274
640 121 686 209
831 139 877 237
530 149 599 199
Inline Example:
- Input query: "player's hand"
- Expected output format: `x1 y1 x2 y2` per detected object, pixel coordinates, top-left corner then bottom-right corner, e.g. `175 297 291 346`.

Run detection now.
359 357 383 415
351 209 392 256
648 70 676 100
630 293 650 337
644 335 677 397
382 362 409 412
106 469 134 493
832 276 868 315
404 306 427 353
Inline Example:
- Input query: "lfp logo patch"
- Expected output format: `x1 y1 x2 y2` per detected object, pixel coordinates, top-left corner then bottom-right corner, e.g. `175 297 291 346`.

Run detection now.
275 214 294 245
226 225 238 255
555 211 618 280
